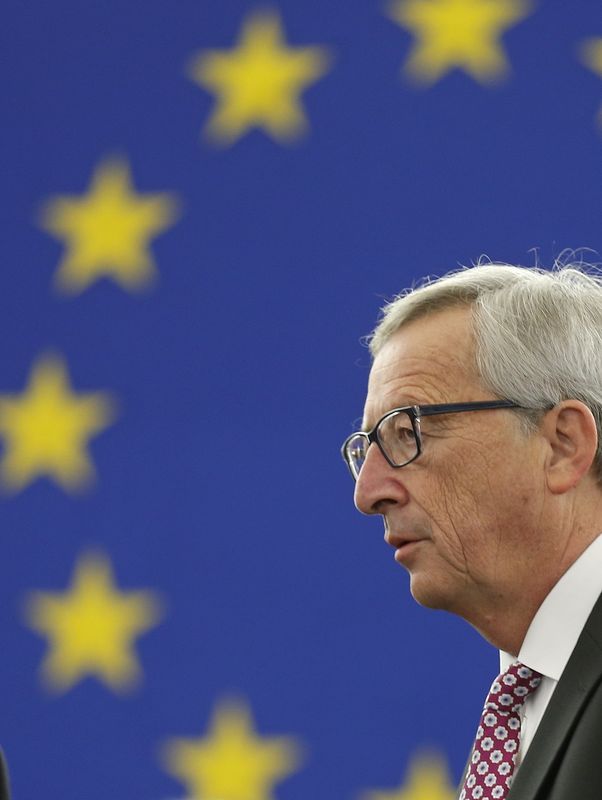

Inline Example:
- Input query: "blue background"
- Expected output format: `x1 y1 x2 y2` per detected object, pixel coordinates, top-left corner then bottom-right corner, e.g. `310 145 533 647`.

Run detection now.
1 1 602 797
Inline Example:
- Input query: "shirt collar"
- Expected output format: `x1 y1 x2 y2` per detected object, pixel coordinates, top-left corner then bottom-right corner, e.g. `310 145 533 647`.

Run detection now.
500 532 602 680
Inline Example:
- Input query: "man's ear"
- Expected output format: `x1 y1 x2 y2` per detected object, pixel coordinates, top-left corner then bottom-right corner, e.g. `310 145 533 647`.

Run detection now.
542 401 599 494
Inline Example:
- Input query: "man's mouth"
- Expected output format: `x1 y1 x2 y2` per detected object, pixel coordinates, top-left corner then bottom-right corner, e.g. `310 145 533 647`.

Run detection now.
384 530 425 563
385 531 420 548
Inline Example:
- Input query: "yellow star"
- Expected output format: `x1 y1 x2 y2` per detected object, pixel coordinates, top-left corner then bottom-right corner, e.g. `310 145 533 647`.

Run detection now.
360 753 457 800
188 10 332 145
24 552 162 693
388 0 531 85
580 38 602 127
162 697 304 799
40 157 180 293
0 355 115 493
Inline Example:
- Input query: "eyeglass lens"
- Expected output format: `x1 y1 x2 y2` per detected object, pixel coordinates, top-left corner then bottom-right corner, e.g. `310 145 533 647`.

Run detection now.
377 409 419 466
345 410 419 477
345 435 368 479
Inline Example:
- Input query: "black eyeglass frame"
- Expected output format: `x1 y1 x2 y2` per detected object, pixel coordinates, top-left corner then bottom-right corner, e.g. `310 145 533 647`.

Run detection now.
341 400 528 479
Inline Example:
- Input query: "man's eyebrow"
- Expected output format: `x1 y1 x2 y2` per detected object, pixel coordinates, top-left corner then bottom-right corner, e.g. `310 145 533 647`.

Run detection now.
359 401 415 432
360 400 454 432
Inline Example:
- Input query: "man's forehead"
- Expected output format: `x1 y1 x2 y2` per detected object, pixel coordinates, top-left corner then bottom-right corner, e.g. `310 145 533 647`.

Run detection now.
362 308 478 423
363 354 461 422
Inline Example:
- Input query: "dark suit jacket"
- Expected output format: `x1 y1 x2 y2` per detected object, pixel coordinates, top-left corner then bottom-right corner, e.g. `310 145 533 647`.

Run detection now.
0 751 9 800
460 590 602 799
507 588 602 798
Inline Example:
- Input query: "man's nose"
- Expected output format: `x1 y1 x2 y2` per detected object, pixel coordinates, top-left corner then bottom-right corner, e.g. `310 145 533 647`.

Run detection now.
353 442 409 515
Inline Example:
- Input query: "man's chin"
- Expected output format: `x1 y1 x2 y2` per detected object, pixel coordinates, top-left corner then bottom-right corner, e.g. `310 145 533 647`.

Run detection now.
409 574 452 611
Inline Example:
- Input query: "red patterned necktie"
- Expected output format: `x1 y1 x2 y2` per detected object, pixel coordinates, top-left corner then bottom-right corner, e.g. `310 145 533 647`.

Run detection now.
459 661 543 800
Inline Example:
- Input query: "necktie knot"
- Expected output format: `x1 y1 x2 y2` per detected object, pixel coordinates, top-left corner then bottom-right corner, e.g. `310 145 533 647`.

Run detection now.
485 661 542 716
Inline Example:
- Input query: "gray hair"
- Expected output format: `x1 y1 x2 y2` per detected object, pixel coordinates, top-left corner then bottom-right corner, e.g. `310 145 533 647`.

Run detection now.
367 261 602 484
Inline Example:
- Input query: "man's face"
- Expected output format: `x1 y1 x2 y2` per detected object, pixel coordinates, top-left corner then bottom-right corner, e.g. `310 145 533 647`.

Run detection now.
354 306 547 622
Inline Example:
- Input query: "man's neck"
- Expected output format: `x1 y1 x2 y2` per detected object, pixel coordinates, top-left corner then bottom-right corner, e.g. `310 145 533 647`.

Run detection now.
468 526 602 654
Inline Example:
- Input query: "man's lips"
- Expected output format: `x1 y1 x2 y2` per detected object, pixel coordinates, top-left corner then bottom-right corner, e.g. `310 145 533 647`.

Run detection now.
385 530 427 563
384 531 423 549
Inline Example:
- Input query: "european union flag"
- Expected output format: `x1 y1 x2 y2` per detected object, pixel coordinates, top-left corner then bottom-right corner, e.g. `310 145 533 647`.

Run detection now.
1 1 602 797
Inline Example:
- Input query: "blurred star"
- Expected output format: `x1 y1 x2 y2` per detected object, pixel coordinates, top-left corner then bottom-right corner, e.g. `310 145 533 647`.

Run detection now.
162 697 304 799
361 753 457 799
25 552 162 692
580 38 602 127
0 355 115 492
40 158 180 293
188 10 332 145
388 0 531 85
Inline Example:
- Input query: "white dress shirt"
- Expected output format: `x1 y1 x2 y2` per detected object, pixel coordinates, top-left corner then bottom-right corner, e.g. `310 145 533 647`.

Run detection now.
499 532 602 766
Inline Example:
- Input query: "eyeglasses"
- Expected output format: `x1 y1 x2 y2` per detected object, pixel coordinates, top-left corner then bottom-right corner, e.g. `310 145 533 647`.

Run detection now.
341 400 527 481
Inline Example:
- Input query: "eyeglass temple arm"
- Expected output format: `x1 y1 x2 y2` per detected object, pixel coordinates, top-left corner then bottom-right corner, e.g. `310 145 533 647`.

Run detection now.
416 400 524 417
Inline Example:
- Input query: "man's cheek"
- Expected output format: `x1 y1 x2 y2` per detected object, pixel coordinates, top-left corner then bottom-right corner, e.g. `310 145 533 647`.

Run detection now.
436 473 482 526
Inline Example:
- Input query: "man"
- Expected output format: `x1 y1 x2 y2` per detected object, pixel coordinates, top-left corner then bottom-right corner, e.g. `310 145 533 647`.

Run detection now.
342 262 602 799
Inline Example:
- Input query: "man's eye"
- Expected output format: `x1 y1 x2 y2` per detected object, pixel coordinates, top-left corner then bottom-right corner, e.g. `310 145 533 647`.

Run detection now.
394 424 414 440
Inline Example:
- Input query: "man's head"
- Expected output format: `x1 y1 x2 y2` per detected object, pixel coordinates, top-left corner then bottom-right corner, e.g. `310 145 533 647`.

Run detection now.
346 262 602 652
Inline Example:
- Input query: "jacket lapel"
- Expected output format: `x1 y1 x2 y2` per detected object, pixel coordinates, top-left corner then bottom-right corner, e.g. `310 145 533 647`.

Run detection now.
507 590 602 800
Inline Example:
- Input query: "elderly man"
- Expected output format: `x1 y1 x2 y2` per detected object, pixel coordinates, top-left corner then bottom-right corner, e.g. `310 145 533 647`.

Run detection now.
342 263 602 800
